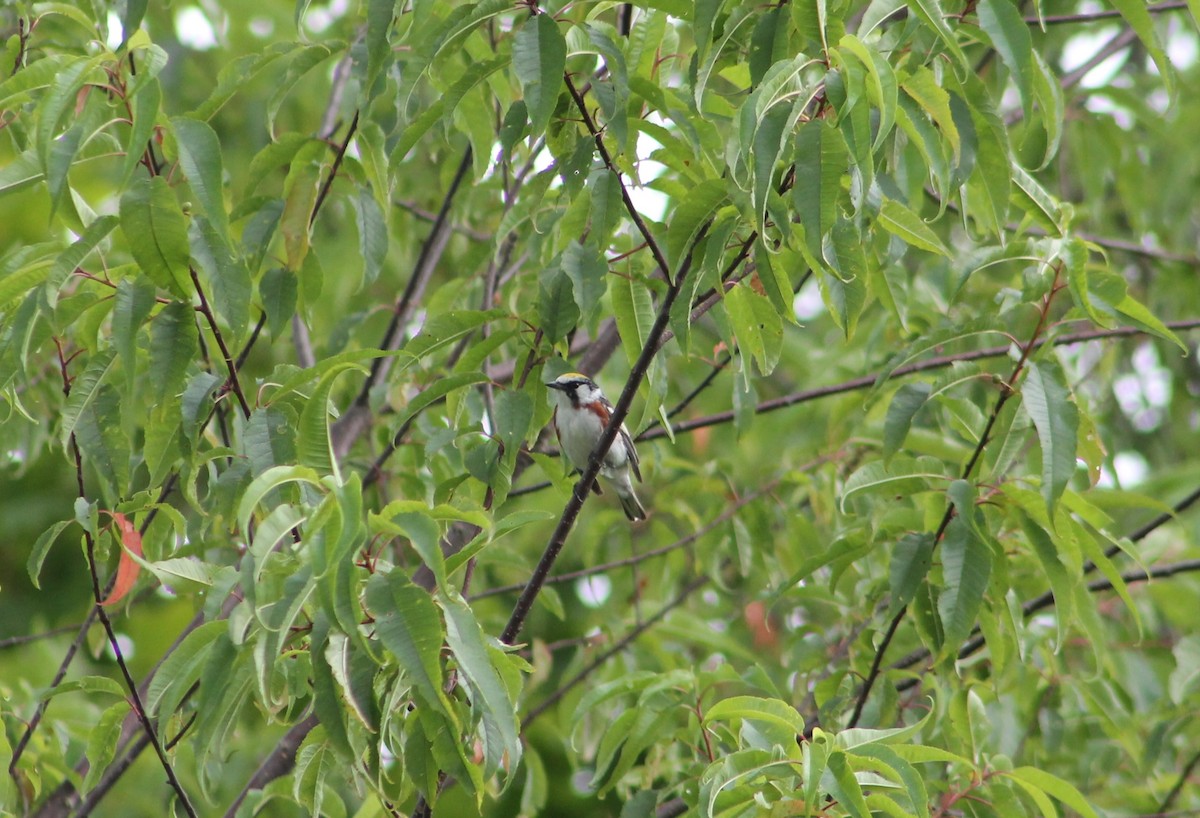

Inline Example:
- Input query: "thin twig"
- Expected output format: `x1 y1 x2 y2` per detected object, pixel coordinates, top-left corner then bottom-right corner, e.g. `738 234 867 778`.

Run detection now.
521 571 712 727
848 264 1065 727
475 483 774 599
54 345 197 817
1027 1 1188 26
191 268 252 418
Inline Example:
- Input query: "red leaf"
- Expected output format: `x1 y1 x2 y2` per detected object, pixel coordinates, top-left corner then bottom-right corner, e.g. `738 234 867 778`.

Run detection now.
100 512 143 607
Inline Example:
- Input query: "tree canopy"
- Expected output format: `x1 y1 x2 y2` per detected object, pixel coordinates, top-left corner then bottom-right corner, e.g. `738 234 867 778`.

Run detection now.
3 1 1200 817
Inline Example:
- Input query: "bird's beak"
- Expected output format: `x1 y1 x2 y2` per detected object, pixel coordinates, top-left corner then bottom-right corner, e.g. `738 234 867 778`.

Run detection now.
545 381 565 391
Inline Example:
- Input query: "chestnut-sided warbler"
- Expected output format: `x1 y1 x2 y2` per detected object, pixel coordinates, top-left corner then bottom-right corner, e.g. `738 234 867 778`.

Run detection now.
545 372 647 521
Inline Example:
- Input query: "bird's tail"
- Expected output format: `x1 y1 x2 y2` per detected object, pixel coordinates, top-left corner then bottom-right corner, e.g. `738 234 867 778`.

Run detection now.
618 486 647 521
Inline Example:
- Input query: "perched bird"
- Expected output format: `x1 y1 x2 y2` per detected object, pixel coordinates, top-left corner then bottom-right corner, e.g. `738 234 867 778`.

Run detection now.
545 372 647 521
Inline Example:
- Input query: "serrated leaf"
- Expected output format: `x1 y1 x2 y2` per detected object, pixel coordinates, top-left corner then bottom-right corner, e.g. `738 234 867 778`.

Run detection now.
171 116 230 242
937 514 991 654
352 186 388 287
119 176 192 298
297 362 366 480
562 241 608 324
1022 361 1078 516
888 532 934 617
794 119 848 258
977 0 1033 118
884 382 932 463
440 593 521 777
513 14 566 136
365 571 456 720
60 348 117 448
725 282 782 381
149 301 198 409
878 198 949 256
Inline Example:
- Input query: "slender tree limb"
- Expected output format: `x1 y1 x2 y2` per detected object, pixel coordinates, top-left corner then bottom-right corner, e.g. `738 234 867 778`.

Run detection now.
848 265 1065 728
333 147 473 459
521 571 712 728
53 345 197 817
223 713 320 818
639 318 1200 444
1027 1 1189 26
476 482 775 599
192 268 252 418
1157 745 1200 816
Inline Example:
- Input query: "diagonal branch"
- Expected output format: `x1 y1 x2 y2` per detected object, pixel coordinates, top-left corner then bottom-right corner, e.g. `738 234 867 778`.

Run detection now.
332 148 473 459
847 264 1065 728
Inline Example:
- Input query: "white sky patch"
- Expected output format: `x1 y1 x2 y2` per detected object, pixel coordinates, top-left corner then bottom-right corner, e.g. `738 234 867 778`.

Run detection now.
1166 23 1199 69
304 0 350 35
1113 342 1171 432
575 575 612 608
106 633 136 661
793 287 825 321
175 6 218 51
106 12 124 50
249 17 275 38
1061 27 1131 89
628 122 669 223
1098 450 1149 488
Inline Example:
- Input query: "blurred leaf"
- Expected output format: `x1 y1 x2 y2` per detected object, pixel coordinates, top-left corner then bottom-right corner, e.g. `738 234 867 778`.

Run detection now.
513 14 566 137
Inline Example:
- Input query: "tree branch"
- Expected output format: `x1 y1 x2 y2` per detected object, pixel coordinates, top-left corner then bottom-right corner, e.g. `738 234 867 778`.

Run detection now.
848 264 1065 727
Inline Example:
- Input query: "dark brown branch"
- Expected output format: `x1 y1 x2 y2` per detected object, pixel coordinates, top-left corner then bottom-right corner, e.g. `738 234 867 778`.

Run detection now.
54 347 198 816
1027 1 1188 26
520 571 712 727
639 319 1200 444
848 264 1065 728
334 147 473 458
223 713 320 818
476 483 774 599
191 268 252 418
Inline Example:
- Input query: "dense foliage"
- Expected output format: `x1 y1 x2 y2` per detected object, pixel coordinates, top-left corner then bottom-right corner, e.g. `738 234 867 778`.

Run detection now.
3 1 1200 816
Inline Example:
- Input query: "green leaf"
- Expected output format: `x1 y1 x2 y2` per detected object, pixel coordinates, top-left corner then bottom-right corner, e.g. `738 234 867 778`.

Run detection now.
888 532 935 618
977 0 1033 118
905 0 967 68
724 282 782 380
513 13 566 136
366 571 455 720
440 593 522 776
937 513 992 654
825 750 872 818
81 702 128 797
191 215 252 345
148 301 198 409
60 348 117 449
793 119 848 259
665 178 726 276
703 695 807 735
27 520 74 589
538 266 579 343
171 116 230 242
1022 361 1078 516
297 362 367 479
884 382 932 463
46 215 119 305
562 241 608 324
878 198 950 257
1007 767 1100 818
350 187 388 288
611 268 656 370
1109 0 1174 95
119 176 193 298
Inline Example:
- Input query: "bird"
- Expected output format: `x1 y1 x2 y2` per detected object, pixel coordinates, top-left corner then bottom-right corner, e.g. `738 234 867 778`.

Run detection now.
545 372 647 521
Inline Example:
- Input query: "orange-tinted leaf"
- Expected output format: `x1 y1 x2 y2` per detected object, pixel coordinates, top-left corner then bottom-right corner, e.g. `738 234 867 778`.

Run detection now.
100 512 143 607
